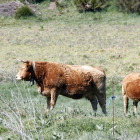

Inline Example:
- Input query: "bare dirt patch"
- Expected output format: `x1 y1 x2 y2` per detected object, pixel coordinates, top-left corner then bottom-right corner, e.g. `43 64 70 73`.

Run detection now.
48 2 56 9
48 0 61 9
0 1 40 16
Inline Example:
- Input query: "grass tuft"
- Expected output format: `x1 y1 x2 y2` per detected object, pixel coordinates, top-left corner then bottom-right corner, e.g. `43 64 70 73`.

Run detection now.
15 6 34 19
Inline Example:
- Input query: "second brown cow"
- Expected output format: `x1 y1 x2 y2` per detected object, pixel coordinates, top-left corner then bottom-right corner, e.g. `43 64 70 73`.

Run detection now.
122 72 140 114
16 60 107 114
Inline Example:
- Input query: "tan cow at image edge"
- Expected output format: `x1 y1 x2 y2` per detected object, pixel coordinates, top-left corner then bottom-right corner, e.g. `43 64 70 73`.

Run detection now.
122 72 140 114
16 60 107 114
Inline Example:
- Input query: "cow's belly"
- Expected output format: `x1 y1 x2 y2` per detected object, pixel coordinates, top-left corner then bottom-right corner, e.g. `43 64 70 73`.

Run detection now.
127 93 140 101
37 86 51 97
127 91 140 101
60 86 93 99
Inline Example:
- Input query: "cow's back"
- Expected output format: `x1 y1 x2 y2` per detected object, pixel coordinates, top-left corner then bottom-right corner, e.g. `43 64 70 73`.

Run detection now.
66 65 105 84
60 64 106 97
62 65 93 89
123 73 140 101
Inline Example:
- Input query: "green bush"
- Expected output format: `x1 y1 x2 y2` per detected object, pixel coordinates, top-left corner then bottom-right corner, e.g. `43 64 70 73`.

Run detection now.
73 0 108 12
21 0 46 3
106 0 119 12
15 6 34 19
55 0 70 11
118 0 140 14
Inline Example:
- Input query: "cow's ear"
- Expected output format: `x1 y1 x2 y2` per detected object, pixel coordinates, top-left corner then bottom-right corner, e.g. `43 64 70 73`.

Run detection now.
23 60 29 63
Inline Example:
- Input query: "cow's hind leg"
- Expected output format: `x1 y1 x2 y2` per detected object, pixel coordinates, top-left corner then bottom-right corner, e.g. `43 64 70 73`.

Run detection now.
122 85 129 114
85 94 98 115
95 78 107 115
46 97 51 112
90 96 98 116
123 95 129 114
133 101 138 114
90 96 98 112
96 92 107 115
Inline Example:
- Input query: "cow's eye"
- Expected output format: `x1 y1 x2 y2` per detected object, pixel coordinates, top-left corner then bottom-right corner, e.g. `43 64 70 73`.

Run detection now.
22 68 26 70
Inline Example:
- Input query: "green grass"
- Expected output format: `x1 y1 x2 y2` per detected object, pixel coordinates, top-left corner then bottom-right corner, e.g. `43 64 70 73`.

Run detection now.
0 79 140 139
1 0 140 139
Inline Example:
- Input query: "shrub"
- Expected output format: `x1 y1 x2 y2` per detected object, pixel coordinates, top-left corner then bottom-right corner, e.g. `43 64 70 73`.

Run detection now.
55 0 69 8
73 0 108 12
55 0 69 13
21 0 45 3
118 0 140 14
55 0 63 13
106 0 119 12
15 6 34 19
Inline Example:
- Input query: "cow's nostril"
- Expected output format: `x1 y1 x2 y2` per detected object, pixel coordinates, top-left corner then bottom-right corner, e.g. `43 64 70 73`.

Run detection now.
16 75 19 79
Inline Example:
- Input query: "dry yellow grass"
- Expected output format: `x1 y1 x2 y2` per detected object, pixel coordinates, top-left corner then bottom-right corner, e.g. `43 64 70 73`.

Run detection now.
0 6 140 79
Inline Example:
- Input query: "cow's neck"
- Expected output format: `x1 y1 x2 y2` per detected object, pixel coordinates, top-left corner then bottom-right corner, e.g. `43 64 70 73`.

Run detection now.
33 62 47 87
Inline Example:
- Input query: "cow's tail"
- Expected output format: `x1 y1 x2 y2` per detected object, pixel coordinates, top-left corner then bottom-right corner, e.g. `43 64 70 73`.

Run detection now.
122 85 125 96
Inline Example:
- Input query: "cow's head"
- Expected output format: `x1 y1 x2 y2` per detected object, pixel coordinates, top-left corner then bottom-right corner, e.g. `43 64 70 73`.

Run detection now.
16 59 33 81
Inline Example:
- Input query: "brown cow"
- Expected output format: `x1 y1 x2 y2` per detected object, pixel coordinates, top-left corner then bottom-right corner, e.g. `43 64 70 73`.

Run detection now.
122 72 140 114
16 59 107 114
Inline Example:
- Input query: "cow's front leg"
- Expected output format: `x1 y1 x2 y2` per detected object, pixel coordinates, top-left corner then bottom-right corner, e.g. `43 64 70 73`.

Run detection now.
46 97 51 112
50 88 58 110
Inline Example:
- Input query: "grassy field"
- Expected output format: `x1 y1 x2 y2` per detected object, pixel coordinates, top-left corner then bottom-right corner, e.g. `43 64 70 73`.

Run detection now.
1 0 140 139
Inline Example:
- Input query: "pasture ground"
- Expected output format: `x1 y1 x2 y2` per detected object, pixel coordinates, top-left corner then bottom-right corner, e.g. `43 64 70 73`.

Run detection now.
0 1 140 139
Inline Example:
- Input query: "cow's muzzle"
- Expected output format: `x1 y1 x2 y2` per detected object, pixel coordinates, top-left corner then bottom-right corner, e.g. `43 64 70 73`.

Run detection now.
15 75 22 80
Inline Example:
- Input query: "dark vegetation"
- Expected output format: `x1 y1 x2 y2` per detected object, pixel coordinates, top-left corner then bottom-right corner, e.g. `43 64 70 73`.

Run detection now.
15 0 140 17
15 6 34 19
118 0 140 14
73 0 108 12
74 0 140 13
73 0 140 14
